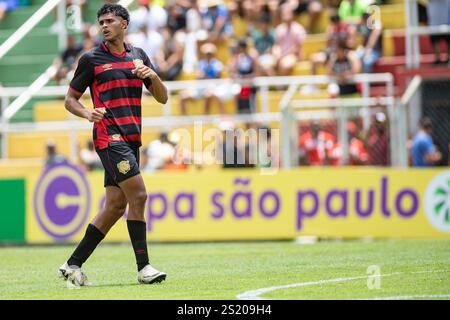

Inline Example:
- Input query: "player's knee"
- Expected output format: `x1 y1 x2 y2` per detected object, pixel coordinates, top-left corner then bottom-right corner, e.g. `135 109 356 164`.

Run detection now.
115 204 127 217
107 200 127 217
131 190 147 207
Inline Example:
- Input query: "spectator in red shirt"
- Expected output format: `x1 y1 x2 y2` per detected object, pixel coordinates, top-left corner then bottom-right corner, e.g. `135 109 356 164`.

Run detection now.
298 121 337 165
347 120 369 165
327 141 342 166
365 112 389 166
320 120 369 167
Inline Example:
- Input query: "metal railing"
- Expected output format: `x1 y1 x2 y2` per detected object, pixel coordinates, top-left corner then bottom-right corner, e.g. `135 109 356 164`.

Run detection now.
277 73 395 167
405 0 450 68
0 74 396 167
0 0 64 60
397 75 422 167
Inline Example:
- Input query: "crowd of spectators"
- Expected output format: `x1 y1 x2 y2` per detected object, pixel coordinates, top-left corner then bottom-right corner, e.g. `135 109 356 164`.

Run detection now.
4 0 449 89
178 42 237 114
47 112 449 172
28 0 448 170
47 0 393 95
298 112 389 167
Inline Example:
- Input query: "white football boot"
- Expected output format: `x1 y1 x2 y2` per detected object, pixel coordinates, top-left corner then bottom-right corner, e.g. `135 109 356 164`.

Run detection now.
58 262 92 287
137 264 166 284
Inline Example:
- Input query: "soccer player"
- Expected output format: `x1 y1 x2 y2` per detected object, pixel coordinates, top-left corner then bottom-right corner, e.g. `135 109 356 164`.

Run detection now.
58 3 168 287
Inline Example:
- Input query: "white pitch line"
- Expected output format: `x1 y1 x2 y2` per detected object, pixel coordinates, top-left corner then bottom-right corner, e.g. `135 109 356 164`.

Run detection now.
236 269 450 300
411 269 450 274
236 273 401 300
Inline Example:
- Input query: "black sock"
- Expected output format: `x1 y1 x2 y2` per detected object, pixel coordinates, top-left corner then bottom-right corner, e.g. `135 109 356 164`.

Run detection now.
127 220 149 271
67 224 105 267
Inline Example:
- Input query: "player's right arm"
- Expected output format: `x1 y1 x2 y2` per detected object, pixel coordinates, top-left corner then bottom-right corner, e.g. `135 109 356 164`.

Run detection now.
64 52 105 123
64 88 105 123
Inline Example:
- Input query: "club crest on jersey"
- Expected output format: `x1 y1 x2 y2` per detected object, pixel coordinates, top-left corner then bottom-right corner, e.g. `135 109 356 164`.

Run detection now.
133 59 144 68
117 160 131 175
112 134 121 141
102 63 113 71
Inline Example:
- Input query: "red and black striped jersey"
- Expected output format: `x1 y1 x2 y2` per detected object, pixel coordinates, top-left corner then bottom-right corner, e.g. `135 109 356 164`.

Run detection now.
70 42 154 150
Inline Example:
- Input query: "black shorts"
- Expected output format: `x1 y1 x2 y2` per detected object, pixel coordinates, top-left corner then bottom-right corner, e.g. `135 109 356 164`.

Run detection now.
97 142 141 187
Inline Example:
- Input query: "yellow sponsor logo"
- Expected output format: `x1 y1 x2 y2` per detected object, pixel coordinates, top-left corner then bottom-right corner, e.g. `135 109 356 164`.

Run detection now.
133 59 144 68
102 63 113 71
117 160 131 175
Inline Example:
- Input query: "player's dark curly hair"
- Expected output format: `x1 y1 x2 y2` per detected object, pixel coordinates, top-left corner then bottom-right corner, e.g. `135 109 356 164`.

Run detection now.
97 4 130 25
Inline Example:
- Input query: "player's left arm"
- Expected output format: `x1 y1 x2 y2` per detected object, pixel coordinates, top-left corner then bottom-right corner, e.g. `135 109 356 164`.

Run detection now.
133 65 168 104
134 48 168 104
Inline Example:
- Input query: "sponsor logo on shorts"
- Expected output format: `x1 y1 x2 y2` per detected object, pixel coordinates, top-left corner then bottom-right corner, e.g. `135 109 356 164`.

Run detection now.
117 160 131 174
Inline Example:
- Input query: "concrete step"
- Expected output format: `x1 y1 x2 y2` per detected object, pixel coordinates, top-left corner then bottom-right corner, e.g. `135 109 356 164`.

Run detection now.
0 54 54 85
0 30 58 56
0 5 53 29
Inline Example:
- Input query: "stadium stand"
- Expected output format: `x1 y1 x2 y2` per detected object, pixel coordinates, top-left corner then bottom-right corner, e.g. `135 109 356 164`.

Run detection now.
0 0 449 170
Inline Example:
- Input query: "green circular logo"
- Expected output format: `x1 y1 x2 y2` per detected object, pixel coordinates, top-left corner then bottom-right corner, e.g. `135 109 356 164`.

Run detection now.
424 171 450 233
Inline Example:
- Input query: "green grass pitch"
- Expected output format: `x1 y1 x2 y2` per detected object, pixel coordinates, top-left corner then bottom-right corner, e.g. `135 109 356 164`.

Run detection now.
0 240 449 300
